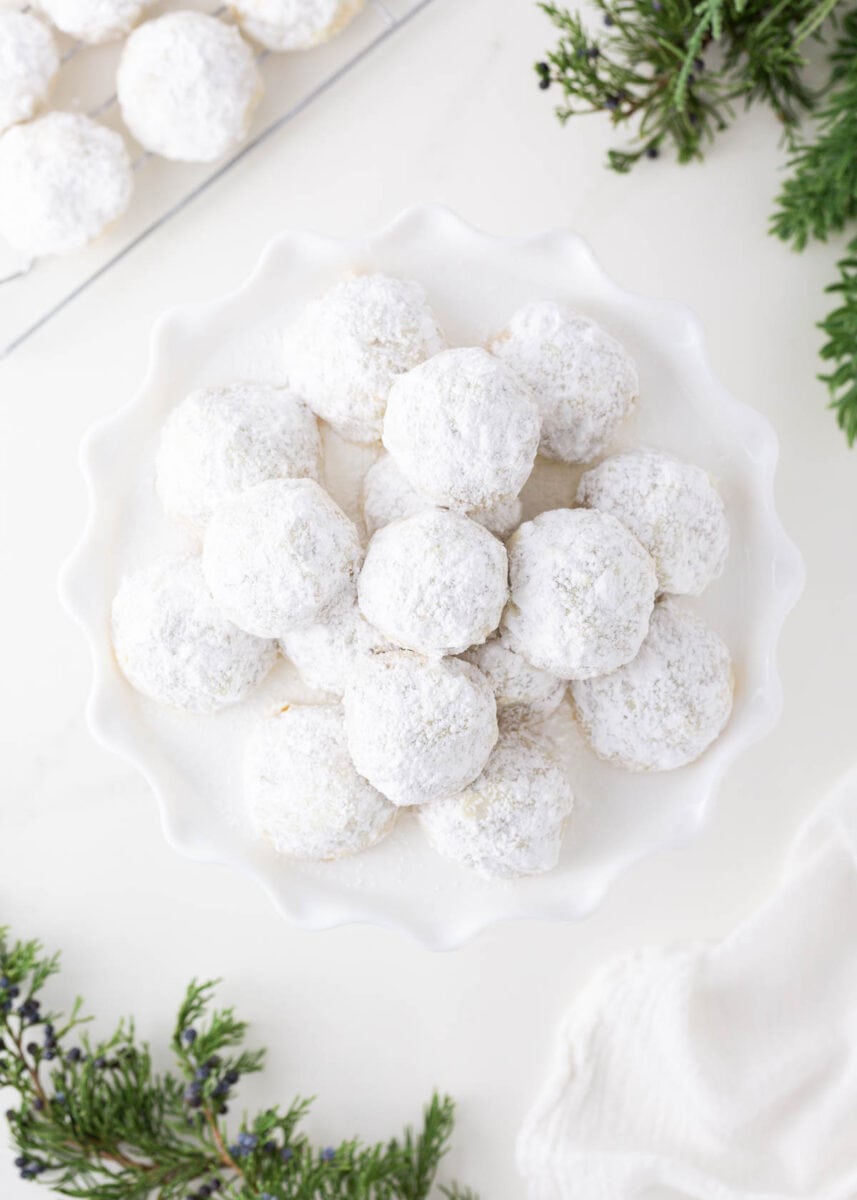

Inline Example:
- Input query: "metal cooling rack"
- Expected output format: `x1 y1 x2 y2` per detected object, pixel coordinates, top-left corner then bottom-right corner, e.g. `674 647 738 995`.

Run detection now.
0 0 435 357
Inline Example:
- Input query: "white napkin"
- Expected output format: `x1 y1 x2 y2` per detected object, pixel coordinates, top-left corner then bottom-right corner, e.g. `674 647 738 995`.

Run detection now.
518 768 857 1200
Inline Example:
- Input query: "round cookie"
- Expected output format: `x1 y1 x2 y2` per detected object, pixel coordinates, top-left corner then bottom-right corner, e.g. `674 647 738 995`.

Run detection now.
156 382 322 532
280 597 389 697
245 705 395 860
0 112 132 258
34 0 148 42
358 509 508 657
343 650 498 807
202 478 362 638
502 508 657 680
383 346 540 511
576 449 729 595
232 0 363 51
571 599 733 771
0 11 58 135
112 554 276 713
117 12 262 163
361 453 523 541
419 726 573 879
283 273 445 444
490 300 638 464
462 633 565 727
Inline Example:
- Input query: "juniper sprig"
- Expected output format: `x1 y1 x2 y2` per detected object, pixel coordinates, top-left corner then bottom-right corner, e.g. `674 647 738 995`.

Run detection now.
0 929 472 1200
536 0 857 445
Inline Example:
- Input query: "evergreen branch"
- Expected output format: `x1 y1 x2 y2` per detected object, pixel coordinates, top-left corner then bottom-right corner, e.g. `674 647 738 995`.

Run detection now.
0 928 473 1199
819 236 857 444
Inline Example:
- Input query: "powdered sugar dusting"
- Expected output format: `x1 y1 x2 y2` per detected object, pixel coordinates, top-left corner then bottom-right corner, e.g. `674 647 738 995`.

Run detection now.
35 0 147 42
231 0 363 51
280 596 390 696
462 632 566 727
0 11 58 134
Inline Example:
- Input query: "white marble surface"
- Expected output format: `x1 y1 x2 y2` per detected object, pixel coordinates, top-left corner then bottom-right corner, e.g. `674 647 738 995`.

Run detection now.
1 0 856 1194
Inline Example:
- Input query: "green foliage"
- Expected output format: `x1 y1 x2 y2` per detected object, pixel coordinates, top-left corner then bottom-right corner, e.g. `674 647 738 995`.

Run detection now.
0 929 470 1200
537 0 857 444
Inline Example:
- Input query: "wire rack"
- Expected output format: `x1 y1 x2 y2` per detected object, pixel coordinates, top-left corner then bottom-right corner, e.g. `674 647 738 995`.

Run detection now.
0 0 436 357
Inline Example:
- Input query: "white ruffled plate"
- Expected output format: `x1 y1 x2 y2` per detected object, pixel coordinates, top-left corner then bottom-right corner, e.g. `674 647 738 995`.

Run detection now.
59 205 804 949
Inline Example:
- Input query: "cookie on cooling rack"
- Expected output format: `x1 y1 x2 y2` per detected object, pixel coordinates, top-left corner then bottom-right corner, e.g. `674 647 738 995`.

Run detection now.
232 0 364 51
117 11 262 163
34 0 150 43
0 112 133 258
0 11 58 135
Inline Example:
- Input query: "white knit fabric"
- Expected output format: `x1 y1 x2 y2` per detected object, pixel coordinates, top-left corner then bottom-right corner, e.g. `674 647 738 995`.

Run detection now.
518 768 857 1200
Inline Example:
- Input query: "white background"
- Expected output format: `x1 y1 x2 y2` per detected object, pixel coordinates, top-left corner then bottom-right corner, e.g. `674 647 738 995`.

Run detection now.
2 0 857 1194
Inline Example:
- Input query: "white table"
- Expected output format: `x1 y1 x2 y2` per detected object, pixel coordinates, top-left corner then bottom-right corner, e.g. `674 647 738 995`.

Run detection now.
2 1 856 1193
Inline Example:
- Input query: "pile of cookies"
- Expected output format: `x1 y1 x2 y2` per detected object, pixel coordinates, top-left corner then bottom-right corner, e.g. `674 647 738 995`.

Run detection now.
111 273 734 880
0 0 364 259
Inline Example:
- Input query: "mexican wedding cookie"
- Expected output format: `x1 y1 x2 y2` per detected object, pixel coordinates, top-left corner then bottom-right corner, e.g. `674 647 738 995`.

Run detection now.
280 597 389 697
202 478 362 638
0 12 58 135
283 274 445 443
490 300 638 463
384 347 540 510
34 0 148 42
117 12 262 163
232 0 363 51
156 382 322 532
462 634 565 727
419 727 573 879
358 509 508 657
0 113 132 258
361 453 522 540
571 600 733 771
245 705 395 860
502 508 657 680
577 449 729 595
112 555 276 713
343 651 498 807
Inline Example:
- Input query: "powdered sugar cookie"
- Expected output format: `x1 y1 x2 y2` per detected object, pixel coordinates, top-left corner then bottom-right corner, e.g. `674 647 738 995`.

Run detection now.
202 478 362 638
419 726 573 879
117 12 262 163
361 453 522 540
576 449 729 595
232 0 363 51
112 554 276 713
284 273 445 443
502 508 657 680
343 650 498 807
245 704 395 860
0 112 132 258
34 0 148 42
0 11 58 134
490 300 638 464
462 633 565 727
280 596 389 696
358 509 508 657
384 347 540 511
156 382 322 533
571 599 733 771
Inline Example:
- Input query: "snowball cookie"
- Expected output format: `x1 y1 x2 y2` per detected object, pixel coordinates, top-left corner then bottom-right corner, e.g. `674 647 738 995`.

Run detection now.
245 705 395 860
202 478 362 638
358 510 508 658
490 300 638 464
343 650 498 807
571 599 733 771
280 597 389 697
112 554 276 713
576 449 729 596
0 12 58 135
117 12 262 163
502 508 657 680
462 633 565 727
283 274 445 444
232 0 363 51
156 382 322 532
384 347 540 512
0 113 133 258
419 727 573 879
34 0 147 42
361 453 523 541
